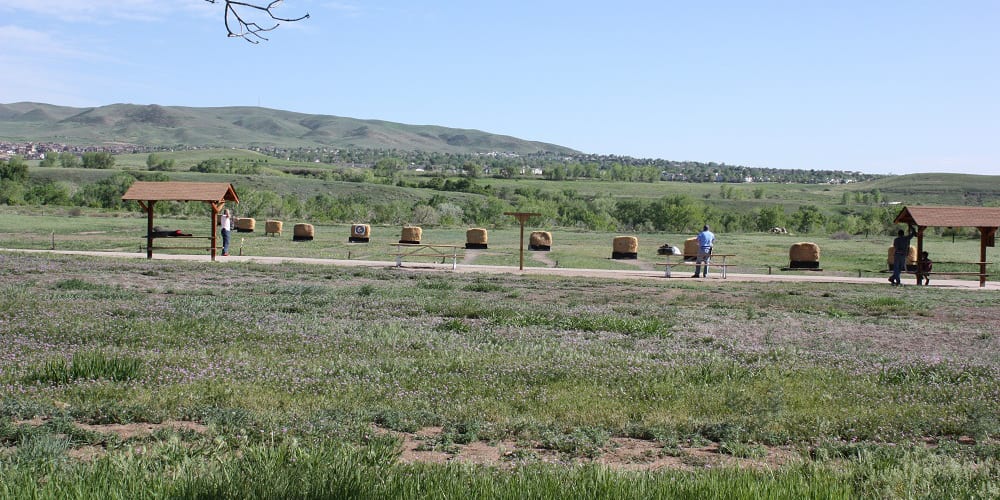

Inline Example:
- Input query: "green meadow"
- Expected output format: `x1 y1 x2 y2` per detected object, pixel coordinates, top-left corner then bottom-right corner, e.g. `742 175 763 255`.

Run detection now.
0 250 997 498
2 149 999 497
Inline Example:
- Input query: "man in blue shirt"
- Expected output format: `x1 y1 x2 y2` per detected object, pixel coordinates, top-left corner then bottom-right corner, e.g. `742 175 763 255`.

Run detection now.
693 224 715 278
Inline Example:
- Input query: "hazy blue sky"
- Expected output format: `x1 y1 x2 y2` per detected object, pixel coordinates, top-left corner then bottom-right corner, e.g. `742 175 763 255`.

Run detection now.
2 1 999 175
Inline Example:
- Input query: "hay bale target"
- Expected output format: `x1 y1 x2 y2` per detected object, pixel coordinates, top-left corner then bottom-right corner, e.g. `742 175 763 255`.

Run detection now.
466 228 488 249
293 223 314 242
611 236 638 260
235 217 256 233
265 220 283 236
349 223 371 243
400 226 422 244
789 242 821 269
887 245 918 271
529 231 552 251
683 237 700 262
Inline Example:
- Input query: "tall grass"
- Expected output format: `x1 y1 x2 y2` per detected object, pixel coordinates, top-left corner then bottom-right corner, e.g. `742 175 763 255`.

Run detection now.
3 438 996 499
23 351 144 384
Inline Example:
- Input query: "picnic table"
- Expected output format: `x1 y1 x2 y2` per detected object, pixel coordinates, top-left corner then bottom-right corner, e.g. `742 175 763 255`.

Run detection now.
389 243 465 270
657 253 736 278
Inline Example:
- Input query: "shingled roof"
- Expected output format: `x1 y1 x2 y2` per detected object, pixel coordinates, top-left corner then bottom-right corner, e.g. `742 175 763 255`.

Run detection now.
122 181 239 203
894 206 1000 228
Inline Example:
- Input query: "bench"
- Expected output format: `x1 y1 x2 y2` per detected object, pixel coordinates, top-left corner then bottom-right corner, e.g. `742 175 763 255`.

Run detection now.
883 261 992 286
657 254 735 278
141 235 215 252
922 272 989 277
390 243 464 270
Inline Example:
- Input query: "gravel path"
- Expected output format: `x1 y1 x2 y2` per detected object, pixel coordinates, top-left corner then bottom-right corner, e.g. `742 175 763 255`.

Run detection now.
4 248 997 290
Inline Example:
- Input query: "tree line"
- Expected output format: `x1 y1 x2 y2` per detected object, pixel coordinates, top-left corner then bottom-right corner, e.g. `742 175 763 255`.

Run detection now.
254 147 882 185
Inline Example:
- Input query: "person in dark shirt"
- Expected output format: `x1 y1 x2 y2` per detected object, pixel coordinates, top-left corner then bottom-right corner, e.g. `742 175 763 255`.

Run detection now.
890 225 916 286
917 250 932 286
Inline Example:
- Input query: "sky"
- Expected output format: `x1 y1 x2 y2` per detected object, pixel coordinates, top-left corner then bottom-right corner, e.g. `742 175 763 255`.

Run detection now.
2 1 999 176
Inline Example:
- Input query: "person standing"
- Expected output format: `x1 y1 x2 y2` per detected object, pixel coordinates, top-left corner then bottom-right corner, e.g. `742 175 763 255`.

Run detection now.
889 225 916 286
692 224 715 278
220 208 233 257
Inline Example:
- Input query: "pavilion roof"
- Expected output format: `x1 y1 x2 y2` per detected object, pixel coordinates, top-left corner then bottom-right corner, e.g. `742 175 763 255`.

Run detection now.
121 181 239 204
894 206 1000 228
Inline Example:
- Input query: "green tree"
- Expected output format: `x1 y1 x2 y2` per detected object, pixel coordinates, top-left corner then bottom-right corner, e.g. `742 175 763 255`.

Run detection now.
59 152 80 168
660 195 699 232
790 205 825 233
373 158 405 178
71 172 136 209
26 180 72 205
612 199 646 230
755 205 786 232
461 161 482 178
0 179 26 205
497 165 518 179
0 156 29 183
39 154 58 168
146 153 175 171
81 151 115 169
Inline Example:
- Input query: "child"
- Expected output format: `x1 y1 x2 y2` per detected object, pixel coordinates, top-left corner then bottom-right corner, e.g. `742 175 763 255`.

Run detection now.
917 251 932 285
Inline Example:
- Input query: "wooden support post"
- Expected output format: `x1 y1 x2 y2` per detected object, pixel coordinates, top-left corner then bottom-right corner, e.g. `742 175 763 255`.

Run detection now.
138 200 155 259
979 226 995 288
504 212 541 271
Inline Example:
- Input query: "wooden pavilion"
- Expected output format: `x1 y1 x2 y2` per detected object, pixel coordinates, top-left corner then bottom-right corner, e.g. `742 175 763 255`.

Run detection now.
893 206 1000 287
121 181 239 261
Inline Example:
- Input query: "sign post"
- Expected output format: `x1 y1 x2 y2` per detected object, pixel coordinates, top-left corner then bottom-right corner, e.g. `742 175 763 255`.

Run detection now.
504 212 541 271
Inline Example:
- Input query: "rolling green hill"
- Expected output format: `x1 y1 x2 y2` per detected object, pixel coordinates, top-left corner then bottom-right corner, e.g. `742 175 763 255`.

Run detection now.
0 102 578 155
865 173 1000 206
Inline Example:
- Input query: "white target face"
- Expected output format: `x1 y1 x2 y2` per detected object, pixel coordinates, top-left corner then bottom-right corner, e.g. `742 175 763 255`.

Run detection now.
354 225 366 235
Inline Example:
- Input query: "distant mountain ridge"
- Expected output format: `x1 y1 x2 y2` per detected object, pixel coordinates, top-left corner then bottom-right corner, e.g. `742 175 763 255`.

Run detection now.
0 102 579 155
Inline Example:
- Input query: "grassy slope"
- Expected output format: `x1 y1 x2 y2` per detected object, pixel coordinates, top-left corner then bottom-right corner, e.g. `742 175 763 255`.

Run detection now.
0 103 578 154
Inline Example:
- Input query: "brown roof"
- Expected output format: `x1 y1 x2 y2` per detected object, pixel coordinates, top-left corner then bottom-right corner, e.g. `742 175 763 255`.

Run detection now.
121 181 239 203
894 206 1000 228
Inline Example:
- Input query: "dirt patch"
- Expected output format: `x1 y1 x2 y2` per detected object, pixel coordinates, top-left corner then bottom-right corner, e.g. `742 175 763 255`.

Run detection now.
67 445 106 462
15 418 209 439
462 250 480 266
383 426 802 471
10 418 209 463
75 420 209 439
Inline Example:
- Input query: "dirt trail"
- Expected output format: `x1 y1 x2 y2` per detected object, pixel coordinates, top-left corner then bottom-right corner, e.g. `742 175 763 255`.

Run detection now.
4 248 997 290
529 250 557 267
462 249 480 265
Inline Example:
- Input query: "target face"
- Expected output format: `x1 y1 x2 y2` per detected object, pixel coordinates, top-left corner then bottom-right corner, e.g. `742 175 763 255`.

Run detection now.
353 225 366 235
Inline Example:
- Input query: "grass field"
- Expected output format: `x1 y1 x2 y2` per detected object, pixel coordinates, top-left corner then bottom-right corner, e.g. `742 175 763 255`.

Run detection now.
1 242 998 497
2 210 996 280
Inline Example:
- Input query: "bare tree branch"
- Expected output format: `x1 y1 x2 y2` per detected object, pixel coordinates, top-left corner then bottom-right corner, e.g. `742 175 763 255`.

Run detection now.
205 0 309 44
